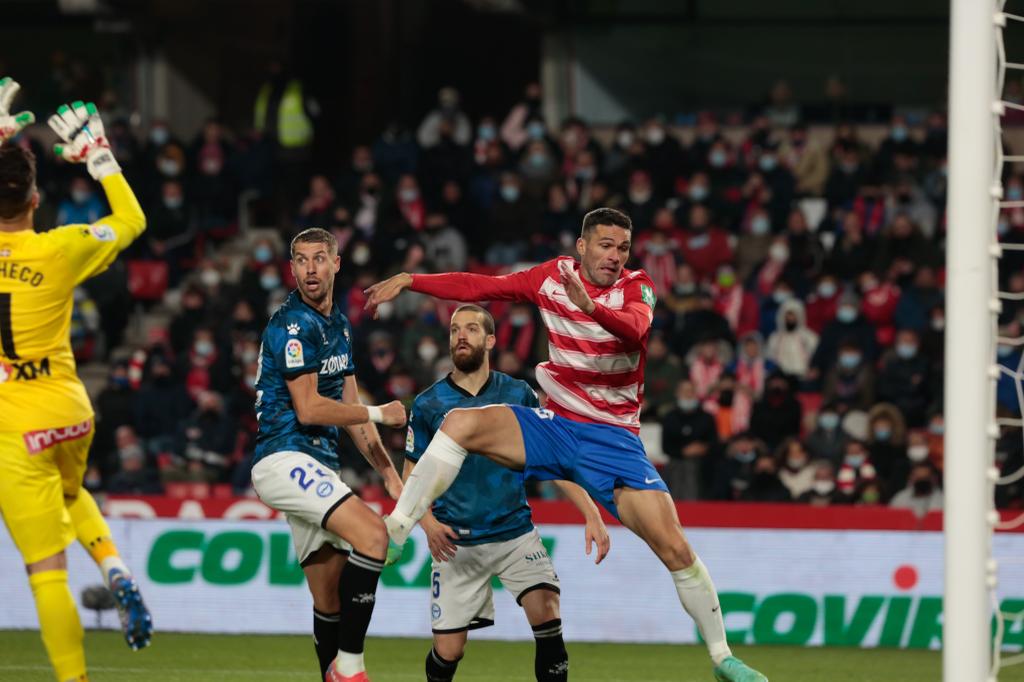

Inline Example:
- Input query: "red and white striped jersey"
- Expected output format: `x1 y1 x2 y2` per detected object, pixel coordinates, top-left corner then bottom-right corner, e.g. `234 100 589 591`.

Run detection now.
410 257 656 433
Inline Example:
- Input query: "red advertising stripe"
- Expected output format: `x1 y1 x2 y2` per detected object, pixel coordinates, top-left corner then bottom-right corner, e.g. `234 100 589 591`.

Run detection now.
101 495 1024 532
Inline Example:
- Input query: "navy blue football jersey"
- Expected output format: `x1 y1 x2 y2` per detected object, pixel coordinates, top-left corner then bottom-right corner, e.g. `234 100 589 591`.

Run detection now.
406 371 539 546
254 290 356 469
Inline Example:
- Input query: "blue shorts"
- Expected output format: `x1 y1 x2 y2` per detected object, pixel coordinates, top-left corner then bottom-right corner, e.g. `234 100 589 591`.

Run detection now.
509 405 668 519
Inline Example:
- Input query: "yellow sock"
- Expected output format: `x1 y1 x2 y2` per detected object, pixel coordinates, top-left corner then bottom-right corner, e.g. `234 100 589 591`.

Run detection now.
65 485 121 569
29 569 86 682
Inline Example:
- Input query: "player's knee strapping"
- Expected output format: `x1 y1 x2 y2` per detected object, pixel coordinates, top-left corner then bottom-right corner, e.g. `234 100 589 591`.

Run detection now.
425 647 461 682
532 618 568 681
29 569 86 682
67 489 130 584
312 608 340 680
337 550 385 654
391 431 467 541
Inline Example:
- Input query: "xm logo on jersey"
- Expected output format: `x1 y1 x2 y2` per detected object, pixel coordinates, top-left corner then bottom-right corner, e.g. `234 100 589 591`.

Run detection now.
0 357 51 384
23 419 92 455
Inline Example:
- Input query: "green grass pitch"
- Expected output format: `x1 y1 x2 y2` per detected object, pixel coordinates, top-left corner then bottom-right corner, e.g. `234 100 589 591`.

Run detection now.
1 630 1023 681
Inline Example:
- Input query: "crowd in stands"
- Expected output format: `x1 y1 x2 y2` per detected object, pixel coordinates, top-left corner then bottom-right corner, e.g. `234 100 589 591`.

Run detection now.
13 74 1024 512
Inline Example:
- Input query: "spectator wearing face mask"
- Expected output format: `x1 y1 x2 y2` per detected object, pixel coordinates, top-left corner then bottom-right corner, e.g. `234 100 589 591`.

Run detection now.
712 265 759 338
797 460 841 506
825 212 875 282
711 433 767 501
238 239 285 313
57 176 105 225
753 236 791 300
777 438 815 499
805 275 841 333
681 204 733 284
486 172 534 266
418 86 473 148
420 211 468 273
169 390 237 484
749 373 802 450
756 145 797 229
825 144 867 209
421 117 474 198
500 82 545 152
889 463 943 518
296 174 338 228
702 373 752 439
741 453 792 503
146 180 193 282
728 332 777 400
640 117 685 196
181 327 234 398
877 329 932 427
874 213 941 275
106 426 164 494
688 338 728 399
190 118 235 231
822 339 876 411
810 290 879 383
92 363 137 483
603 121 640 182
894 266 943 334
834 439 878 504
621 169 660 230
671 291 733 359
859 271 901 348
805 404 847 465
134 353 195 454
766 299 818 381
779 124 829 197
495 303 538 366
735 207 774 283
866 403 909 497
874 115 920 179
661 379 719 500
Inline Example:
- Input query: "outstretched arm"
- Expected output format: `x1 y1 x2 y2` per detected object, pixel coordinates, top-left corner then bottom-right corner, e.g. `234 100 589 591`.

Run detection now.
340 375 403 500
552 479 610 564
364 267 540 317
558 261 652 346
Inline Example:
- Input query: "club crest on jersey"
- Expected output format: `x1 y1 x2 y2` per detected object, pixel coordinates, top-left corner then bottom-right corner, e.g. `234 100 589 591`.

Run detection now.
287 323 300 336
285 339 304 368
0 245 10 258
89 223 116 242
641 284 656 309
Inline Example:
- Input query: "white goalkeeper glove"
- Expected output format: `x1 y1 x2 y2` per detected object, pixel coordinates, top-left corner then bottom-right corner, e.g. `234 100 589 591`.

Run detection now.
47 100 121 181
0 77 35 145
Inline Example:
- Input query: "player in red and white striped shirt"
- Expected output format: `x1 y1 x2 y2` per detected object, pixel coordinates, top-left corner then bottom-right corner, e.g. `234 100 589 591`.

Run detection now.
366 208 766 682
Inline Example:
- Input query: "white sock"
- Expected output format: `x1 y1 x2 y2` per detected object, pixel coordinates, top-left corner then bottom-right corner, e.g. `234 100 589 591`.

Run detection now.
335 650 364 676
671 557 731 665
100 556 130 588
388 430 467 545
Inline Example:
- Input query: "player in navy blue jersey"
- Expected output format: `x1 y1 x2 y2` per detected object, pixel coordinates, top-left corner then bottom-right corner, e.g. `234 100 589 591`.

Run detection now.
251 227 406 682
406 304 609 682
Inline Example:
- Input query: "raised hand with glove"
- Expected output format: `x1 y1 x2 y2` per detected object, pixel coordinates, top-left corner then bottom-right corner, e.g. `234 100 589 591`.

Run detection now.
0 77 35 144
47 100 122 181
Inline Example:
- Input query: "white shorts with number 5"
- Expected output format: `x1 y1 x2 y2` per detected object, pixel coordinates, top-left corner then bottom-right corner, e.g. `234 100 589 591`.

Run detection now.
431 528 560 633
251 451 354 564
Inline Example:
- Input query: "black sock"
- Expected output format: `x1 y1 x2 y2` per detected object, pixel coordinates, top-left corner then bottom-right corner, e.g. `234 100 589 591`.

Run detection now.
337 550 385 655
425 647 460 681
533 619 568 681
313 609 341 680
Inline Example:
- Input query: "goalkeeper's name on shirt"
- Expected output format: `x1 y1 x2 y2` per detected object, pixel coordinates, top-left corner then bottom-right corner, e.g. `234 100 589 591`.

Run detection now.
0 259 45 286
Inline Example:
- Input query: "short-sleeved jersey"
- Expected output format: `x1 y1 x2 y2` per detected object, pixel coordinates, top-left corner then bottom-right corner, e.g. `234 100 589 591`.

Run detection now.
0 174 145 432
406 371 539 546
254 290 356 470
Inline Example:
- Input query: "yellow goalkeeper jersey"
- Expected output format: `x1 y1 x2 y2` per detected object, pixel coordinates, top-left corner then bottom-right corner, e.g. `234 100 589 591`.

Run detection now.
0 173 145 432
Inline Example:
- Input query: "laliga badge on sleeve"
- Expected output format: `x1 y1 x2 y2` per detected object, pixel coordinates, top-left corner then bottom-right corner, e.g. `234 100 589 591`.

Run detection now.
285 338 305 368
89 224 116 242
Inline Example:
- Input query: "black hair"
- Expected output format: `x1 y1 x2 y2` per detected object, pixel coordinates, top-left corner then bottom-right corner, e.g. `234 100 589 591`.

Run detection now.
0 145 35 220
580 207 632 238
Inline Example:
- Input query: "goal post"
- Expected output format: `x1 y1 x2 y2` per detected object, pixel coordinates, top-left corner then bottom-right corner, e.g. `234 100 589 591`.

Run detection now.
945 0 998 680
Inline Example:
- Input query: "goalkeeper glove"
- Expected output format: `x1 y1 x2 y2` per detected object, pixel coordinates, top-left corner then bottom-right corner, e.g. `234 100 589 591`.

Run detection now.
47 100 121 181
0 77 35 145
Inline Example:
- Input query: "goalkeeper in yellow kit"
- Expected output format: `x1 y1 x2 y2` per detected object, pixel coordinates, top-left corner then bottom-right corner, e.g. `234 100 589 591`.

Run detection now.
0 77 153 682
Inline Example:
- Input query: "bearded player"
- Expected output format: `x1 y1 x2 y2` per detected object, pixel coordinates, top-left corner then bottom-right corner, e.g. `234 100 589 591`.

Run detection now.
0 80 152 682
407 304 609 682
366 208 768 682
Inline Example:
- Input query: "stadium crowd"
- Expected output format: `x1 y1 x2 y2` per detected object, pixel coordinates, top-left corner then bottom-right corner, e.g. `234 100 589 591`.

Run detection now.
14 76 1024 513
